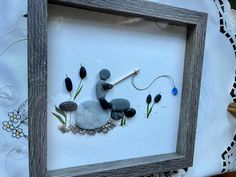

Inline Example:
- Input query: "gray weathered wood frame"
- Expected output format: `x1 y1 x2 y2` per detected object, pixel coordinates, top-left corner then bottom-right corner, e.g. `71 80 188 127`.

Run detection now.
28 0 207 176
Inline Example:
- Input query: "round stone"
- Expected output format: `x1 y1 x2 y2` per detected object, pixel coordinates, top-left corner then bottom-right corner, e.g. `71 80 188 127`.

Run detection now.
110 98 130 111
111 111 124 120
59 101 78 112
99 69 111 80
75 100 110 130
124 108 136 118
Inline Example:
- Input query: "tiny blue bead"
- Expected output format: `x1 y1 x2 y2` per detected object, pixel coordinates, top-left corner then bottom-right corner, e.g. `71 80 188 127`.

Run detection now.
172 87 178 96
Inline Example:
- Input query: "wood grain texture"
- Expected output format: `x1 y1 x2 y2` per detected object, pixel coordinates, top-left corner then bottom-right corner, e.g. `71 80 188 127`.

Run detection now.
49 0 206 26
28 0 48 177
28 0 208 176
177 14 208 165
48 153 186 177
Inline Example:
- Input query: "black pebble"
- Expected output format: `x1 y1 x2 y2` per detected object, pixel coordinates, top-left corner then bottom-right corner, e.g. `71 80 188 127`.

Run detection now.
154 94 162 103
65 77 73 92
146 94 152 104
99 97 112 110
79 66 87 79
99 69 111 80
230 89 236 97
124 108 136 118
59 101 78 112
234 83 236 88
102 83 113 90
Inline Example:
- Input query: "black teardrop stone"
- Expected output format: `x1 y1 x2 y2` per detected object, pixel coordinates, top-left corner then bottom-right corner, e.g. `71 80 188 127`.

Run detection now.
65 77 73 92
146 94 152 104
79 66 87 79
154 94 162 103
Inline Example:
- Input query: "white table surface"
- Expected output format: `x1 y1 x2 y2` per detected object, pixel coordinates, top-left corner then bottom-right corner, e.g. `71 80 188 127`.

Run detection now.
0 0 236 177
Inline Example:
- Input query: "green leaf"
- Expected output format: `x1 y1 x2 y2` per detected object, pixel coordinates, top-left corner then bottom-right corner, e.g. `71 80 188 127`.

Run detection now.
146 104 150 117
120 118 124 126
73 85 83 100
55 106 66 118
52 112 65 125
124 118 126 126
120 118 126 126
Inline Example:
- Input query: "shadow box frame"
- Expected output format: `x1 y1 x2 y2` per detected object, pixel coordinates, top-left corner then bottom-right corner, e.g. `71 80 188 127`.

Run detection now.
27 0 208 176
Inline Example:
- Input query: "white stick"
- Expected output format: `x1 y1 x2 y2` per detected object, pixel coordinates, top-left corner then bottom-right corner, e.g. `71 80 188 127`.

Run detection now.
111 69 140 86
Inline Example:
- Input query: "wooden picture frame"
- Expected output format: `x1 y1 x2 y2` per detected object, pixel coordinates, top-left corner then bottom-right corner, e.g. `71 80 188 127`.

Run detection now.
28 0 207 176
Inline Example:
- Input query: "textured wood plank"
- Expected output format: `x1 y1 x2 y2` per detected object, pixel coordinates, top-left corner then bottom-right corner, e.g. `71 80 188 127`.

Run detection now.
177 14 208 164
48 153 186 177
49 0 207 26
28 0 48 176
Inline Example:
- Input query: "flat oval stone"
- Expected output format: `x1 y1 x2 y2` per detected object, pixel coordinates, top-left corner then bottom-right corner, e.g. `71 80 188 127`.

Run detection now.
99 69 111 80
102 83 113 90
59 101 78 112
110 98 130 111
111 111 124 120
75 100 110 130
96 81 106 100
124 108 136 118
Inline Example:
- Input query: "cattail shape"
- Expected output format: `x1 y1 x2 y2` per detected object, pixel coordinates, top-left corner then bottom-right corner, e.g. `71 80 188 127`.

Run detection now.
65 77 73 92
146 94 152 104
154 94 161 103
79 65 87 79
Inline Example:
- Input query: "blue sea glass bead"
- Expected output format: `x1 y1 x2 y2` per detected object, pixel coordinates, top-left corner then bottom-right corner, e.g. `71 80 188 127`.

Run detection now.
172 87 178 96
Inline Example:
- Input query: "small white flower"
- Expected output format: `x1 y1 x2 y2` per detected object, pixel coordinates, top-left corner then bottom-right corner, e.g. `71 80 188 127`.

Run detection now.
8 110 21 123
12 128 24 139
2 121 14 132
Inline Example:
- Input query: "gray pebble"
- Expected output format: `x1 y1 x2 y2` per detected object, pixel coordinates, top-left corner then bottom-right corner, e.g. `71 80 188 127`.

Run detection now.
96 81 106 100
110 98 130 111
99 69 111 80
59 101 78 112
111 111 124 120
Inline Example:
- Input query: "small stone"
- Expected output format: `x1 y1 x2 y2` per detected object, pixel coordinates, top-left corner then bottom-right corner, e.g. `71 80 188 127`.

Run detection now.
59 101 78 112
96 81 106 99
75 100 110 129
111 111 124 120
172 87 178 96
99 69 111 80
102 83 113 90
110 98 130 111
58 125 67 133
99 97 112 110
124 108 136 118
102 128 108 133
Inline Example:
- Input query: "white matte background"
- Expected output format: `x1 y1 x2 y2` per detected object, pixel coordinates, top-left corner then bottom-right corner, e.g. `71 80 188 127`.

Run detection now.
47 5 186 170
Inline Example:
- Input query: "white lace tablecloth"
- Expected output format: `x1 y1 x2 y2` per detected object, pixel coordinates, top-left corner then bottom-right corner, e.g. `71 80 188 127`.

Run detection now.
0 0 236 177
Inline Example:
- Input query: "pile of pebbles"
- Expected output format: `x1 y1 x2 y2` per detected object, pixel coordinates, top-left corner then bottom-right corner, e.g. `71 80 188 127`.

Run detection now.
58 120 116 135
57 68 136 136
